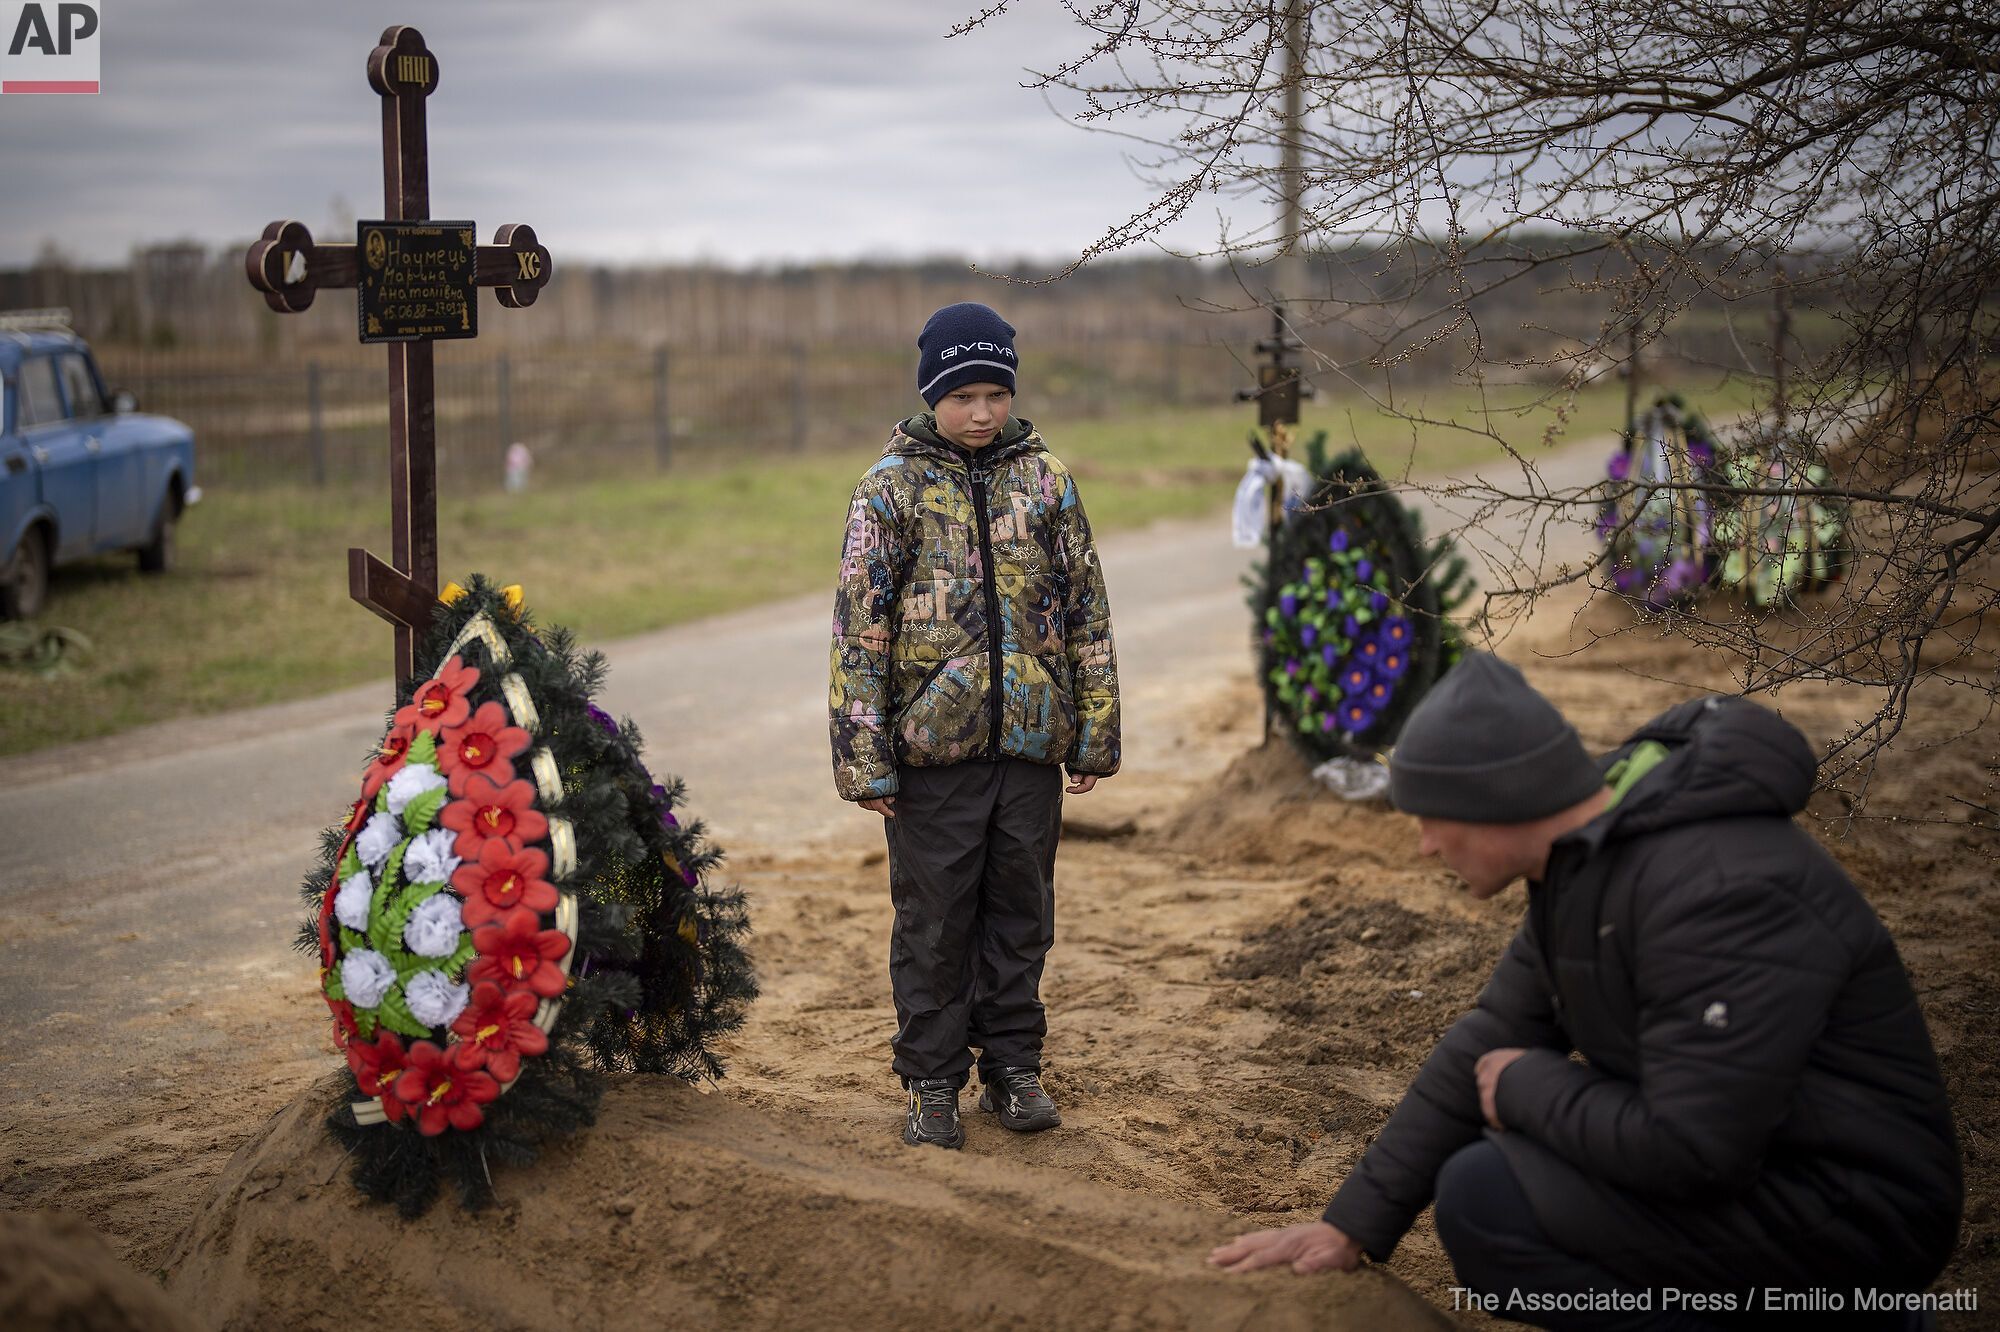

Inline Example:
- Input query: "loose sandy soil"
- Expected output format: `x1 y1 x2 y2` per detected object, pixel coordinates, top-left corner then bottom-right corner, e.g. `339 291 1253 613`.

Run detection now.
4 580 1994 1329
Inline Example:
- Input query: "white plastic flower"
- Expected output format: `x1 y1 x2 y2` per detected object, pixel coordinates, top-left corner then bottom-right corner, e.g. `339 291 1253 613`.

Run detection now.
356 811 402 870
386 762 447 817
401 827 461 887
341 949 396 1009
403 892 464 958
333 869 375 933
405 970 469 1028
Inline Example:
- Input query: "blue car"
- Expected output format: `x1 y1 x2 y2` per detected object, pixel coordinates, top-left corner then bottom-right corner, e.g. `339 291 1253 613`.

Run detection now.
0 313 198 618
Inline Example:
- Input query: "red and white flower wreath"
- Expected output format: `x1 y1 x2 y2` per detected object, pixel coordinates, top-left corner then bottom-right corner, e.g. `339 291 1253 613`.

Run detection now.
319 612 579 1136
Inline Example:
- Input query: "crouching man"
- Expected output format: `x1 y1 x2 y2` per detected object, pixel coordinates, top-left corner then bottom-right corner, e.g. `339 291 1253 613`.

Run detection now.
1211 652 1961 1330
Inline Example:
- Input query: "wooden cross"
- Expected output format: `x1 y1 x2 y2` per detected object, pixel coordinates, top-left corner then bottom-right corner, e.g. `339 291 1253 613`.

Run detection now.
243 25 553 684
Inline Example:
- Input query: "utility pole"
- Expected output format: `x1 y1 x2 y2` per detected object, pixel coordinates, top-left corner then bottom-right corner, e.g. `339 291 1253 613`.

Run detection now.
1279 0 1306 305
1238 0 1315 470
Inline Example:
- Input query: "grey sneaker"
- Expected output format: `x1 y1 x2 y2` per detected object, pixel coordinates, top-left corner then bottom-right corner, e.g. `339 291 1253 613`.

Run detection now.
978 1066 1061 1132
904 1078 965 1149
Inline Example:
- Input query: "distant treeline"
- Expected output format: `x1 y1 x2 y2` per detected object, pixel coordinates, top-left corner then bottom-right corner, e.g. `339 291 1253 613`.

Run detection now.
0 238 1804 378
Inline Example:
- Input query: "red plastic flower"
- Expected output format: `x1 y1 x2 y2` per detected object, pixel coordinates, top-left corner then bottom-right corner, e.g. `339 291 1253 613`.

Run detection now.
467 910 571 998
451 840 557 928
361 721 417 800
394 655 480 734
439 773 548 860
343 798 371 834
449 982 549 1082
391 1040 501 1136
346 1033 412 1123
438 702 531 796
326 997 358 1045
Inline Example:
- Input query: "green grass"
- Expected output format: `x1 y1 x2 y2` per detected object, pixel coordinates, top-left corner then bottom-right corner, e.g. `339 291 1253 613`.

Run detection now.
0 376 1754 755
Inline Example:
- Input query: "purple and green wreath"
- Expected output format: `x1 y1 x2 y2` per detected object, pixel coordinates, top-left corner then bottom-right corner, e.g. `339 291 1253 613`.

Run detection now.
1253 439 1470 763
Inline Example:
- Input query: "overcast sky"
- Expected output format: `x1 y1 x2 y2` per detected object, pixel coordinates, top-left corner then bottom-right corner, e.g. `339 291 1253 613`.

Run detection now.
0 1 1241 269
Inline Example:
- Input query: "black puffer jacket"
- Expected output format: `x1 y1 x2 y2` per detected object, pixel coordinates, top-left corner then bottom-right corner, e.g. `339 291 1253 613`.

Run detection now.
1324 696 1961 1292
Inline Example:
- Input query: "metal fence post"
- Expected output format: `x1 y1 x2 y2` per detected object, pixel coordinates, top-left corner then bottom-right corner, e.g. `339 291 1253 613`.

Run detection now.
307 360 326 487
654 345 672 468
790 343 807 451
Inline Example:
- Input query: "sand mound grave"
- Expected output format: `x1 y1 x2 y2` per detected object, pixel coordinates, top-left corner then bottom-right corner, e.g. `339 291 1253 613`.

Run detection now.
167 1074 1450 1331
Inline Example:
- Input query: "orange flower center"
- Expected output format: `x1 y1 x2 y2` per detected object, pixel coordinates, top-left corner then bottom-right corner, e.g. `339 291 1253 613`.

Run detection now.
428 1079 452 1104
512 956 526 979
480 807 504 831
464 739 485 762
496 874 517 898
477 1024 502 1043
420 688 448 716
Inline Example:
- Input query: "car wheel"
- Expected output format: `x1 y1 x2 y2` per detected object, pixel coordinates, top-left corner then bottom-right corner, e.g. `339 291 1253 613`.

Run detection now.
0 528 50 620
139 498 178 574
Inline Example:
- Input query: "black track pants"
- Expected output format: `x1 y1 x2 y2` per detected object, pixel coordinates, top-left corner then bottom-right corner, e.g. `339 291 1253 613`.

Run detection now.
883 758 1061 1085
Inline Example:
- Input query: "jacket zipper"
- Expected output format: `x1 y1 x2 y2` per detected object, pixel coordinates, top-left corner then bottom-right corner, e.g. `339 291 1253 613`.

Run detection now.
968 465 1006 758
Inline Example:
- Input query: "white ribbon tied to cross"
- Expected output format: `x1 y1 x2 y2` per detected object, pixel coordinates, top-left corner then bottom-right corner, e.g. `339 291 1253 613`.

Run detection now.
1231 457 1316 548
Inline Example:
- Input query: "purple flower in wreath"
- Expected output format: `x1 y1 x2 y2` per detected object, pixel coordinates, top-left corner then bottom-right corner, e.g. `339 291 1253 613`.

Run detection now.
1340 699 1377 733
1325 588 1341 611
1355 558 1374 583
1378 647 1410 680
1662 557 1704 597
1369 591 1390 614
587 703 619 737
1365 678 1394 710
1329 529 1351 553
1321 713 1337 732
1280 592 1299 618
1343 614 1361 640
1321 642 1338 667
1381 616 1411 647
1301 624 1318 648
1356 635 1382 666
1688 438 1714 469
1607 451 1632 482
1304 685 1321 704
1285 658 1300 678
1339 662 1372 696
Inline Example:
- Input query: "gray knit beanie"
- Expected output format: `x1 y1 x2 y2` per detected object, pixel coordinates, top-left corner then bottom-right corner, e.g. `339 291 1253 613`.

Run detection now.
1388 651 1603 823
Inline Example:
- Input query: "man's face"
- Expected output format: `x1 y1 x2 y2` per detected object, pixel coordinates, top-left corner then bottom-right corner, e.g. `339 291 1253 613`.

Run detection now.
932 383 1013 449
1417 816 1531 899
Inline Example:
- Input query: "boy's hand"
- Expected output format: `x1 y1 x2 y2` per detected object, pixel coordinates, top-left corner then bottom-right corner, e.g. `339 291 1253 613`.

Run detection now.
1065 773 1100 795
858 796 896 818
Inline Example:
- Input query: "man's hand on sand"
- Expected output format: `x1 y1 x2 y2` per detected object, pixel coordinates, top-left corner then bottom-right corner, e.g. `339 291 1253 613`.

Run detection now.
1066 773 1100 795
1476 1047 1528 1130
859 796 896 818
1208 1221 1362 1275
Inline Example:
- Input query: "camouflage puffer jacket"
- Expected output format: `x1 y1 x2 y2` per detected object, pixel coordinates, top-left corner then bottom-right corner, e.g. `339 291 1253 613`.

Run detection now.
829 414 1120 802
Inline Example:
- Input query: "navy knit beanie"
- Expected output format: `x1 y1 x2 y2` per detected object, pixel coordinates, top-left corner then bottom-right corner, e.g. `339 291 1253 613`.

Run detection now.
917 302 1017 406
1388 651 1604 823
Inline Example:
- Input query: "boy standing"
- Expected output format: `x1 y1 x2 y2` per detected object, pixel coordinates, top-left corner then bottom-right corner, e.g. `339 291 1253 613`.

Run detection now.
830 302 1121 1150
